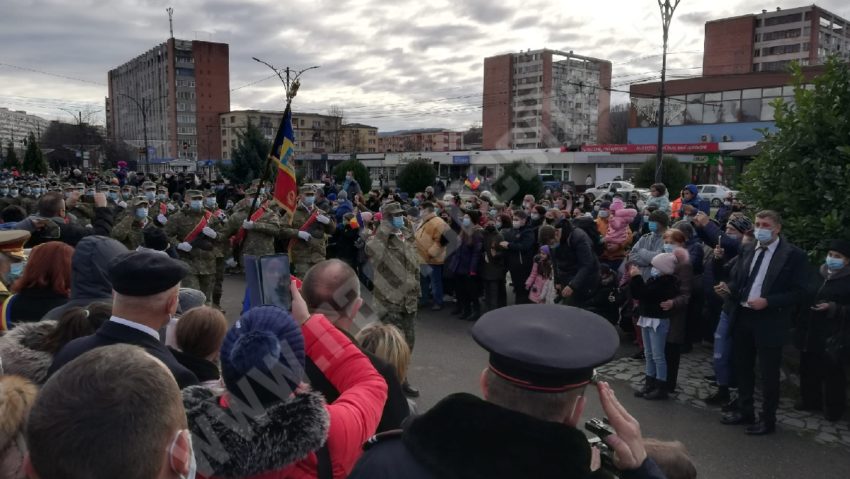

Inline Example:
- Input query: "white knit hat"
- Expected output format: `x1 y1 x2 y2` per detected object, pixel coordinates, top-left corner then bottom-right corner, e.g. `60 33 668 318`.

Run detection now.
651 252 677 275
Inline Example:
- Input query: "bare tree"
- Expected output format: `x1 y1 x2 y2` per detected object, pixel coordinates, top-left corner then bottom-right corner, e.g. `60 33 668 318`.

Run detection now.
327 105 344 153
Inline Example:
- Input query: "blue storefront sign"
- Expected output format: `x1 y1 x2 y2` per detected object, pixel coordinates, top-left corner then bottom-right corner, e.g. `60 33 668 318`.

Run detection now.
452 155 470 165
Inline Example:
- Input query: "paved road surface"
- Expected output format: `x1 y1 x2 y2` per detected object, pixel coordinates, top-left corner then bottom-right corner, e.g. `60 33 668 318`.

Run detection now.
220 275 850 479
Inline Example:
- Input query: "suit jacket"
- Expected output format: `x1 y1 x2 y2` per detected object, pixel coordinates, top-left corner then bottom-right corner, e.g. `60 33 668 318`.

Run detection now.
46 321 199 389
727 238 810 347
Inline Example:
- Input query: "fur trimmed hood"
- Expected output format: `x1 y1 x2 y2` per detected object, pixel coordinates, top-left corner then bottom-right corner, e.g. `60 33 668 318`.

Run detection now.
182 386 330 478
402 393 592 479
0 375 39 450
0 321 56 385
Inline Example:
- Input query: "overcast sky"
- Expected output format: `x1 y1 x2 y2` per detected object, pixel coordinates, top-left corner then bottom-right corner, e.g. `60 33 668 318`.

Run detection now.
2 0 848 131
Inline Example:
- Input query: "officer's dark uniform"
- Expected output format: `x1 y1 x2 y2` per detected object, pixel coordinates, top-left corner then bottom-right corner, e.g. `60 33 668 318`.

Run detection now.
348 304 668 479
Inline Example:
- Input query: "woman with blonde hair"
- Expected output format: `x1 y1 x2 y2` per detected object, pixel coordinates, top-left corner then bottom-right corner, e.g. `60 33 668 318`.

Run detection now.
356 323 412 387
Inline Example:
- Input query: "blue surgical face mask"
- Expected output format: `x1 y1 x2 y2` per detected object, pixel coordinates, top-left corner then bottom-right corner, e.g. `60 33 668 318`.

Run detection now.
826 256 845 271
157 193 167 201
662 244 675 253
204 198 217 208
108 192 118 201
392 216 404 229
643 215 650 223
413 198 420 206
489 209 497 217
754 227 773 244
648 221 658 233
190 200 203 211
650 267 661 278
462 217 472 227
145 191 155 201
135 207 148 219
0 189 8 196
122 191 133 200
598 210 609 218
303 196 315 207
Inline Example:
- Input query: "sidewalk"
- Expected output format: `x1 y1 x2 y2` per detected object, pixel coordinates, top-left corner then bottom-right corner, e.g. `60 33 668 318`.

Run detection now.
596 344 850 449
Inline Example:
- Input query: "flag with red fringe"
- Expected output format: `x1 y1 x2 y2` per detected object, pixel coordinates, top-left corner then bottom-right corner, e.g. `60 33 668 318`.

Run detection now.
270 105 298 215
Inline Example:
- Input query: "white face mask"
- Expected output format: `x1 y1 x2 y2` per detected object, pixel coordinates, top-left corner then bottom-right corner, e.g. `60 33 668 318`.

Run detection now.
169 430 197 479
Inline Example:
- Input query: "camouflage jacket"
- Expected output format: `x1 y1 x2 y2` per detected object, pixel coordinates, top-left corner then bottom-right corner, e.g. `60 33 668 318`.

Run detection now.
69 203 94 227
205 207 233 258
366 221 421 313
164 208 220 275
20 197 37 215
279 204 336 265
112 215 150 251
228 206 281 258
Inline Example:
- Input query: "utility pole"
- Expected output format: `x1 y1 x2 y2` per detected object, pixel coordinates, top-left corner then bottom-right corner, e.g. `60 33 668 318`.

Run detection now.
655 0 681 183
119 93 164 173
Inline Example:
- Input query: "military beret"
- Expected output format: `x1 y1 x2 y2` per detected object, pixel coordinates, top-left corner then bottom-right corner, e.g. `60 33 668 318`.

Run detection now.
108 251 189 296
471 304 618 391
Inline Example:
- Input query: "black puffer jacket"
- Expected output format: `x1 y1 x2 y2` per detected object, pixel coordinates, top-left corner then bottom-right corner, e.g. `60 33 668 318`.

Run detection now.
553 225 600 298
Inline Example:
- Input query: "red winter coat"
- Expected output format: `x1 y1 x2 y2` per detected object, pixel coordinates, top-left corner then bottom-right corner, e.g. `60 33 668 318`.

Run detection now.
194 314 388 479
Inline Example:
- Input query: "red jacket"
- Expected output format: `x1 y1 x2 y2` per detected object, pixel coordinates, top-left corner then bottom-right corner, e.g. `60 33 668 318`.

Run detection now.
199 314 388 479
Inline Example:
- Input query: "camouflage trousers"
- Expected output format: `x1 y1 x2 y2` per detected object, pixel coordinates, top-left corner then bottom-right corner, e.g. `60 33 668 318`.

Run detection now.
212 257 225 307
379 309 417 352
293 260 321 279
182 273 214 306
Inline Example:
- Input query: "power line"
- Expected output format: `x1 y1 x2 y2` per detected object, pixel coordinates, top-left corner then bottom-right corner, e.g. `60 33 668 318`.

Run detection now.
0 62 106 86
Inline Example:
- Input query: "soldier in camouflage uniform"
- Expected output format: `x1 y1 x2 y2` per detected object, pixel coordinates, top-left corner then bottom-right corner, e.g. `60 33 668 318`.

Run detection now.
227 187 281 265
279 185 336 277
19 183 37 215
68 184 94 227
111 196 152 251
165 189 222 302
366 201 421 353
203 189 230 310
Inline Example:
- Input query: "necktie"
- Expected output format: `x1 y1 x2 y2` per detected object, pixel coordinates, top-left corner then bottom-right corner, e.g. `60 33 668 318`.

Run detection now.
740 246 767 301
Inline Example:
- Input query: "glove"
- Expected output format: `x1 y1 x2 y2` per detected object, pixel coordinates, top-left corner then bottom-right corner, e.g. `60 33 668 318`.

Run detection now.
167 203 176 212
225 257 238 268
118 201 127 209
298 231 312 242
317 214 331 225
177 242 192 252
242 220 255 230
217 211 227 220
157 214 168 224
202 226 217 239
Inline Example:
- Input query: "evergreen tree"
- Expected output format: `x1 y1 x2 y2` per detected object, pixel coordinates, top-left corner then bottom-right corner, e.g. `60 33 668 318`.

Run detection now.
634 155 690 200
492 161 543 205
4 141 20 170
740 57 850 261
397 158 437 195
221 122 271 185
22 132 47 175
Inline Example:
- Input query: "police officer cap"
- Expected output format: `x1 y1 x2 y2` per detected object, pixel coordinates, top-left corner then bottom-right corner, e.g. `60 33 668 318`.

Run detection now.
471 304 618 391
0 230 31 261
108 251 188 296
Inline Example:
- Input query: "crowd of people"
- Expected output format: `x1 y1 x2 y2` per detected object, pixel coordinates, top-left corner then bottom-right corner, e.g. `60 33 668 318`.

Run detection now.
0 163 845 478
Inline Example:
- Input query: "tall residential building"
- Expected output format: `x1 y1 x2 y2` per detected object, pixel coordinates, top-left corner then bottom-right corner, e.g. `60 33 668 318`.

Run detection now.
340 123 379 153
378 129 464 153
107 38 230 168
482 49 612 150
0 108 49 154
704 5 850 75
219 110 343 160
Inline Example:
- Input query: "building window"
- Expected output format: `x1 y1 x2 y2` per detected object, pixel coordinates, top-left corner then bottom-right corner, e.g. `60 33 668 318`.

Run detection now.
221 129 226 136
222 140 227 147
230 116 235 123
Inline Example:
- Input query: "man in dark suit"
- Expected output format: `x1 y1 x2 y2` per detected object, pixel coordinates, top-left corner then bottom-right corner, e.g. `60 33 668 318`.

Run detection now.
47 251 199 389
301 259 410 432
715 210 809 435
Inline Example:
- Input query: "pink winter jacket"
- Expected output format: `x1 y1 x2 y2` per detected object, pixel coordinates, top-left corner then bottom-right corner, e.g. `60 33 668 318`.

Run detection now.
604 207 637 246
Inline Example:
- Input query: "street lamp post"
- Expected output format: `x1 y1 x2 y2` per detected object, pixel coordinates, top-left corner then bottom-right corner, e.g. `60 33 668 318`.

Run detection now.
119 93 151 172
655 0 681 183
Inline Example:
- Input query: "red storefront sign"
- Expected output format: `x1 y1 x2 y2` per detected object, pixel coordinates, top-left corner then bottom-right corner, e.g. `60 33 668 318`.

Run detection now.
579 143 720 154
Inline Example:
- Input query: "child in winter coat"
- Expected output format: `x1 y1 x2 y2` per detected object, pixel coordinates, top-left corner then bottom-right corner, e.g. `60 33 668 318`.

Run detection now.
525 245 557 304
605 198 638 246
628 252 680 400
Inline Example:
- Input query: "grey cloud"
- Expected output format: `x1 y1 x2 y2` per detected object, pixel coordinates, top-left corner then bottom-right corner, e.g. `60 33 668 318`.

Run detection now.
458 1 513 24
512 15 541 29
678 11 712 26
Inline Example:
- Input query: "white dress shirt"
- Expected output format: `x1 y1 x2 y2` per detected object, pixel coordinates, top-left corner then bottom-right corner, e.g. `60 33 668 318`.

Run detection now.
744 238 780 306
109 316 161 340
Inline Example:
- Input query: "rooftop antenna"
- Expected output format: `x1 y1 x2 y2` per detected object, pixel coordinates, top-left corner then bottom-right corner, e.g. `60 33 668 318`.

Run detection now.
167 7 174 39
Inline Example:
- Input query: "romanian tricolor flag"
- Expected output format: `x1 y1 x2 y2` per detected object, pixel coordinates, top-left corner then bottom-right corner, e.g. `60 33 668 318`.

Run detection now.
464 174 481 191
270 105 298 215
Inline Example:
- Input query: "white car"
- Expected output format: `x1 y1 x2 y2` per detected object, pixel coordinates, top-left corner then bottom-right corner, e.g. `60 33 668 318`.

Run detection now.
585 180 639 200
696 184 739 207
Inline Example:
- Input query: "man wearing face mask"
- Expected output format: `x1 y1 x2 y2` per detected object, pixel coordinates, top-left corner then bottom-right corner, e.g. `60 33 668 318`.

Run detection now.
46 251 198 388
165 190 221 302
629 210 669 279
227 185 282 268
27 345 197 479
112 196 154 251
202 190 230 311
280 186 337 277
343 169 362 198
715 210 809 435
499 210 536 305
367 201 422 396
0 230 30 305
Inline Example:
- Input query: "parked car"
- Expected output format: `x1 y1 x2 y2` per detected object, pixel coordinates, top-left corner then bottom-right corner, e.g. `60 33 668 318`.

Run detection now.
539 174 562 192
696 184 739 207
585 180 640 200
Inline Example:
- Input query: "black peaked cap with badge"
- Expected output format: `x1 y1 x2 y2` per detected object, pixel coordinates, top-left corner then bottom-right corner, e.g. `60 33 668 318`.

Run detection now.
108 251 189 296
471 304 619 391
